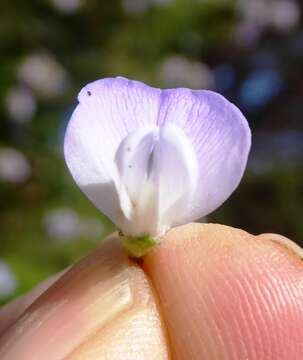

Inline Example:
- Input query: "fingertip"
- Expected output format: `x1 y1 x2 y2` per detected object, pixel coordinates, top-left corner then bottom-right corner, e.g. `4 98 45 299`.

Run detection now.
143 223 303 360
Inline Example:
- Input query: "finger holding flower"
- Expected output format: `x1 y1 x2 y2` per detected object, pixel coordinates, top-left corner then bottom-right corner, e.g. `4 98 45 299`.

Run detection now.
2 78 303 360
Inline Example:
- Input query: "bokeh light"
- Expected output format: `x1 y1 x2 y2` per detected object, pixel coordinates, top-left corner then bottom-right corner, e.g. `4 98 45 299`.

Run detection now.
50 0 82 14
159 55 214 89
0 148 31 184
0 261 17 300
6 86 36 124
18 53 69 98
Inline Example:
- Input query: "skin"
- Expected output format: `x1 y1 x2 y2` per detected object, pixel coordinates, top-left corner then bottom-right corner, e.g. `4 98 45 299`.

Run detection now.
0 223 303 359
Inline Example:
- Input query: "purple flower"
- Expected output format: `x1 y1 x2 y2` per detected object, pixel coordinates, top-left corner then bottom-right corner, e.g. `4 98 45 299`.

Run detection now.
64 77 251 256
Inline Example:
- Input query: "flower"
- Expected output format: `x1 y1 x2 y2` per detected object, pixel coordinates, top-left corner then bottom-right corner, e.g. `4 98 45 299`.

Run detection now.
0 148 31 184
0 261 17 299
51 0 82 14
43 208 80 242
43 207 105 242
159 55 214 90
18 53 68 98
64 77 251 256
6 86 36 124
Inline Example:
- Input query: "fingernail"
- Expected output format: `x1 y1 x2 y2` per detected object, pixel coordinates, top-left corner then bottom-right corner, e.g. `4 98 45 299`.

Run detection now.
0 237 133 360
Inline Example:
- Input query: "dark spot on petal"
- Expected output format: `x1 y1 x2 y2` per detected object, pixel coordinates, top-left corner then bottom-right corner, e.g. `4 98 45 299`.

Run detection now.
87 91 91 96
128 165 132 169
127 147 131 152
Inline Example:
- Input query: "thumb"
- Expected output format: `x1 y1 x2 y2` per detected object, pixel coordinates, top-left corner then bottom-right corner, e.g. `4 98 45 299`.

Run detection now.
143 223 303 360
0 236 169 360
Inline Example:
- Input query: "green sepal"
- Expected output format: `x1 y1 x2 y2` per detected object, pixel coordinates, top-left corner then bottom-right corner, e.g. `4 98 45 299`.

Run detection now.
119 231 158 258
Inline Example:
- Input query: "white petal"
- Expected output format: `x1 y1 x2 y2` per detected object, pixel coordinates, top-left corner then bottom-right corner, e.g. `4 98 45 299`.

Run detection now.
155 123 198 229
113 123 198 236
114 125 159 206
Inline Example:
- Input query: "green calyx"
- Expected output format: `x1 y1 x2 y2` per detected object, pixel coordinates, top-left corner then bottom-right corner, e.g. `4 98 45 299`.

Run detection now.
119 232 158 258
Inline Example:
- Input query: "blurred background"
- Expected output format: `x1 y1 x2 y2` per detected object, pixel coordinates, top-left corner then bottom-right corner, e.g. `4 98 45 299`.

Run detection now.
0 0 302 305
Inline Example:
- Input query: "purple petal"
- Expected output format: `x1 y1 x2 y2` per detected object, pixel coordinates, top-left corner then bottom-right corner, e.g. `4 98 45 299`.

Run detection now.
64 77 161 223
65 77 251 230
158 88 251 221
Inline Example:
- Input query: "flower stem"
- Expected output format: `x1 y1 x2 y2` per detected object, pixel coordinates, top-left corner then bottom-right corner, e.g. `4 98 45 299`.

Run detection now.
119 232 158 258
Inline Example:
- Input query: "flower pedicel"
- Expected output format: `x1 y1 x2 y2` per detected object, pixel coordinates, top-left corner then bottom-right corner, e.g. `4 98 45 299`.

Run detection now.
64 77 251 257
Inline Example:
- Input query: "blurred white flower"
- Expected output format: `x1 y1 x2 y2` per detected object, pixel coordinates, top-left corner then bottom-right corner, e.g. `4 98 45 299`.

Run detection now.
79 218 105 239
122 0 149 14
0 261 17 299
270 0 300 31
50 0 82 14
43 208 105 242
233 21 263 48
237 0 300 32
0 148 31 184
6 86 36 124
18 53 69 98
237 0 269 26
150 0 173 5
44 208 80 242
122 0 172 14
159 55 214 89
